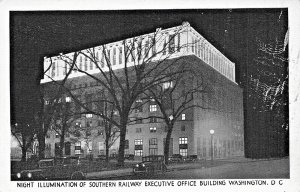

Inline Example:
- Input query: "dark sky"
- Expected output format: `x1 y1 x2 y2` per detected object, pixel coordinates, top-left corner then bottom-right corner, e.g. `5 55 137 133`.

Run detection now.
10 9 288 123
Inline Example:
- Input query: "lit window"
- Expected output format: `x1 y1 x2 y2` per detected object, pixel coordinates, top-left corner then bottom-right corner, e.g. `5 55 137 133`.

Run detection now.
65 96 71 103
150 104 157 112
182 114 186 120
135 150 143 156
179 137 188 144
163 81 173 90
75 142 81 155
149 127 157 133
86 114 93 118
134 139 143 156
134 139 143 145
179 149 188 157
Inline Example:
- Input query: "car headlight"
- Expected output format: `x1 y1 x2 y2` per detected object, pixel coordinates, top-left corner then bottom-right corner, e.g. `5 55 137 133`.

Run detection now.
135 164 139 167
142 164 145 167
27 173 32 178
17 173 21 178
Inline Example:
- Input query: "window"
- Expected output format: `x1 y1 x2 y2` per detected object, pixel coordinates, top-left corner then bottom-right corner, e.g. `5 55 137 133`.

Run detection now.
135 99 143 112
149 127 157 133
119 47 123 64
177 33 181 52
181 114 186 120
107 49 111 63
65 96 71 103
149 104 157 112
179 137 188 156
63 61 67 75
136 128 142 133
135 118 143 124
51 62 56 77
169 34 175 54
163 81 173 90
152 37 156 55
150 117 157 123
113 47 116 65
134 139 143 156
144 39 149 57
179 137 188 144
89 60 93 70
163 40 167 55
84 57 88 71
179 149 188 157
149 138 158 155
181 125 186 132
75 142 81 155
125 140 129 149
135 139 143 145
86 114 93 118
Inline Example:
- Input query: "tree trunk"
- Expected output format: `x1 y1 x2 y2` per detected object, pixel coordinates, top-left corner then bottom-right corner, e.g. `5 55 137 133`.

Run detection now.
21 146 27 162
59 133 65 157
105 135 110 163
117 127 126 167
37 130 46 159
164 124 173 165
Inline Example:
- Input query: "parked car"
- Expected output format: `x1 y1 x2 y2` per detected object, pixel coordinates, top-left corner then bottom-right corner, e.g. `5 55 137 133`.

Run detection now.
168 154 183 163
183 155 198 162
13 157 87 180
133 155 167 174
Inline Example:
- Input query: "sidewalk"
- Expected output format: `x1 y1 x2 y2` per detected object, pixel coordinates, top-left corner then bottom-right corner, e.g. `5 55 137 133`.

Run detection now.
86 156 289 179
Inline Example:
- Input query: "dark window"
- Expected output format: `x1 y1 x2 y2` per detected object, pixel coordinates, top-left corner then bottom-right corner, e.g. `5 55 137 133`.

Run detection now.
177 33 181 51
84 57 88 71
51 62 56 77
136 128 142 133
169 34 175 54
125 140 129 149
113 47 116 65
119 47 123 64
89 59 93 70
149 138 158 155
150 117 157 123
136 118 143 124
181 125 186 131
152 37 156 55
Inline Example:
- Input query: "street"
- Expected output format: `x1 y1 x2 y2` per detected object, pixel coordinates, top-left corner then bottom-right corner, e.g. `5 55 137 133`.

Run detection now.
88 158 289 180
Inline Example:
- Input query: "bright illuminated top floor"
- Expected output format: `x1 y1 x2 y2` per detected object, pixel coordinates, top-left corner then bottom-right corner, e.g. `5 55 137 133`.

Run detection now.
41 21 236 84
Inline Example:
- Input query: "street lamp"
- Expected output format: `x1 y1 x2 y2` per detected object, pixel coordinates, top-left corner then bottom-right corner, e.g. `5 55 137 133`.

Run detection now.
210 129 215 165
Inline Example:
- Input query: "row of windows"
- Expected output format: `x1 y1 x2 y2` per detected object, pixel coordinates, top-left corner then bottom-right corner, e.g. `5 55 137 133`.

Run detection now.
49 33 182 79
191 37 234 81
133 137 188 156
135 125 187 133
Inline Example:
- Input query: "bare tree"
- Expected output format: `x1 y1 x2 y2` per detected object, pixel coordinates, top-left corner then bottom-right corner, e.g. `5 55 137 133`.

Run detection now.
36 53 79 159
144 61 217 163
11 121 36 162
43 24 197 166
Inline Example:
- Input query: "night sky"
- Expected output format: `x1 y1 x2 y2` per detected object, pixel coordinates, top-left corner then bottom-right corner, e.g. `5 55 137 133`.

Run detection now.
10 9 288 123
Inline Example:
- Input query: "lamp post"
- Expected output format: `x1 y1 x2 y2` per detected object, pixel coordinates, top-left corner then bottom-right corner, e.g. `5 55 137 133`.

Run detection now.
210 129 215 165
